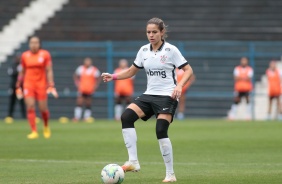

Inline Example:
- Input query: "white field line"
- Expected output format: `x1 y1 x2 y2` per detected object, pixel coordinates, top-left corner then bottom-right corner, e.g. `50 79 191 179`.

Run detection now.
0 159 282 166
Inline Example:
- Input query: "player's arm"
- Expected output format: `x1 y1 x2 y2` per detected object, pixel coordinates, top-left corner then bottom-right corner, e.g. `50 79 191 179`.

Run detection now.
46 65 55 86
16 68 25 88
46 65 58 98
73 73 80 87
102 65 139 82
172 64 193 99
95 76 102 90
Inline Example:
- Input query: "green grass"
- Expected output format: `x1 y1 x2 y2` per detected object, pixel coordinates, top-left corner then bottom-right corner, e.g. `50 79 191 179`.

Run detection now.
1 119 282 184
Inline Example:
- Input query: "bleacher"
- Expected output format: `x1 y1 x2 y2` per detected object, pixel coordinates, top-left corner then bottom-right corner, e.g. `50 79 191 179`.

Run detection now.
35 0 282 41
0 0 33 31
1 0 282 119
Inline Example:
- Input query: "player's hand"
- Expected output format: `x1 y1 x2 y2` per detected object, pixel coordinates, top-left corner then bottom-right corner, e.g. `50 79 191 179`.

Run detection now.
74 80 80 87
15 88 23 100
47 86 59 98
172 85 182 100
101 73 113 82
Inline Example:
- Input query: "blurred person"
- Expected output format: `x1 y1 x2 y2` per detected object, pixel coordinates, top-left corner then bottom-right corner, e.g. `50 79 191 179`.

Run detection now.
266 60 282 120
73 57 101 122
176 68 195 120
102 17 193 182
16 36 58 139
114 59 134 120
5 53 26 123
228 57 253 120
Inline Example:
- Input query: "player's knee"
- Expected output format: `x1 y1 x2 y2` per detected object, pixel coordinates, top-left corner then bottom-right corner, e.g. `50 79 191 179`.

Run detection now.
156 119 170 139
121 108 139 129
234 98 240 104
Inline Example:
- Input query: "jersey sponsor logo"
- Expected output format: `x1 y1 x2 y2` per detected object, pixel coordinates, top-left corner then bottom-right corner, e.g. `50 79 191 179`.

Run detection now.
143 48 148 51
146 69 167 78
165 48 170 51
144 58 148 60
160 55 167 64
162 108 169 110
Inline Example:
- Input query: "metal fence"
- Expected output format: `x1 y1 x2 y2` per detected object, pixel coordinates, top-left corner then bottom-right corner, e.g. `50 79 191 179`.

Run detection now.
1 41 282 119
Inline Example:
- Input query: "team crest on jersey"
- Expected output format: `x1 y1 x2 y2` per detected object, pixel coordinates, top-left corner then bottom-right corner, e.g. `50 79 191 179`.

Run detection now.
38 57 44 63
160 55 167 63
143 48 148 51
165 48 170 51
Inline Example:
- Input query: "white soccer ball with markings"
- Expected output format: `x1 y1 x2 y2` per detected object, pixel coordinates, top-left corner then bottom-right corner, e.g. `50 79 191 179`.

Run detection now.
101 164 124 184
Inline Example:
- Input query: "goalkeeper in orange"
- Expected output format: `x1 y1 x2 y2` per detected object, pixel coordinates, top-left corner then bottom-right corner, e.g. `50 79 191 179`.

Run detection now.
16 36 58 139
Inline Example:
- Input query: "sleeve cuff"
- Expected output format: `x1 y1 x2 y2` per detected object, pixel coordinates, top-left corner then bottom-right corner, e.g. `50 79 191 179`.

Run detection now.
133 63 144 69
178 62 189 69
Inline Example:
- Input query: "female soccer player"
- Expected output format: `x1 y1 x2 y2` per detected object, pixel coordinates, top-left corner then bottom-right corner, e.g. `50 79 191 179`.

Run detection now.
114 59 134 120
16 36 58 139
73 57 101 122
102 17 193 182
266 60 282 120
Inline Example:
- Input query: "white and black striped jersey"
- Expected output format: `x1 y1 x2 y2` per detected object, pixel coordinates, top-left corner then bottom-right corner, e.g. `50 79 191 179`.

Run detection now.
133 41 188 96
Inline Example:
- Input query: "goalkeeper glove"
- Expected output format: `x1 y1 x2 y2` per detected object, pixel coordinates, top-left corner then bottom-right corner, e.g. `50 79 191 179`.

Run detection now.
47 82 58 98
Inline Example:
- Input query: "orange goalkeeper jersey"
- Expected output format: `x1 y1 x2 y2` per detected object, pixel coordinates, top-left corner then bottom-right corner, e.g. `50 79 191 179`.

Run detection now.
21 49 52 88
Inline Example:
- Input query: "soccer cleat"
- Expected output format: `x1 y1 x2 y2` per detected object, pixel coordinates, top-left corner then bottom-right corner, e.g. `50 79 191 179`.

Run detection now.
27 131 39 139
121 160 140 172
72 118 79 123
162 173 177 183
84 117 95 123
43 127 51 139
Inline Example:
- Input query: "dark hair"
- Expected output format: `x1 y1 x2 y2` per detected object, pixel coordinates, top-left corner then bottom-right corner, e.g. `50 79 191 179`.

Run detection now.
29 36 42 48
147 17 168 40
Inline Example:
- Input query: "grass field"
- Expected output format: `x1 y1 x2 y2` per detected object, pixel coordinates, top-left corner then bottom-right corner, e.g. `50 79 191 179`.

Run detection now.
1 119 282 184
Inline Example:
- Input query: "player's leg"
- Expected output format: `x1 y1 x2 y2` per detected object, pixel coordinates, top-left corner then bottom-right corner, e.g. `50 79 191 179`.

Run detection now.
121 101 147 172
156 113 176 182
267 96 273 120
114 94 123 121
277 96 282 120
73 94 83 121
177 93 186 120
7 88 16 118
153 96 178 182
83 95 92 121
245 92 252 120
25 97 38 139
38 89 51 138
228 91 241 120
20 98 27 118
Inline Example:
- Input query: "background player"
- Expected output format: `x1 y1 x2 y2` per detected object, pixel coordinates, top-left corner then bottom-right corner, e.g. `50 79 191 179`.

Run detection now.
16 36 58 139
102 17 193 182
73 57 101 122
114 59 134 120
266 60 282 120
228 57 253 120
176 68 195 120
5 53 26 123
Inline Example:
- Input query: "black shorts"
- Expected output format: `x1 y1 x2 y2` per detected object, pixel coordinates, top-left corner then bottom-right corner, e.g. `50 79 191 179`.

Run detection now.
133 94 178 122
78 92 92 98
269 95 280 100
234 91 249 98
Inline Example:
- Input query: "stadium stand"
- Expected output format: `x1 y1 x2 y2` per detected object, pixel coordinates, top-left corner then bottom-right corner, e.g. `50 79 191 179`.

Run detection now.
0 0 33 31
34 0 282 41
1 0 281 119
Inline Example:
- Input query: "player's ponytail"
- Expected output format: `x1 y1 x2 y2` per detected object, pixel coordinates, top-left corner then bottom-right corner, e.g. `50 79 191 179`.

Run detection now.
147 17 168 40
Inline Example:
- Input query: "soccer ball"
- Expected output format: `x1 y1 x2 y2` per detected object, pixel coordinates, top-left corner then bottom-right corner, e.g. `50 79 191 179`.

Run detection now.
101 164 124 184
